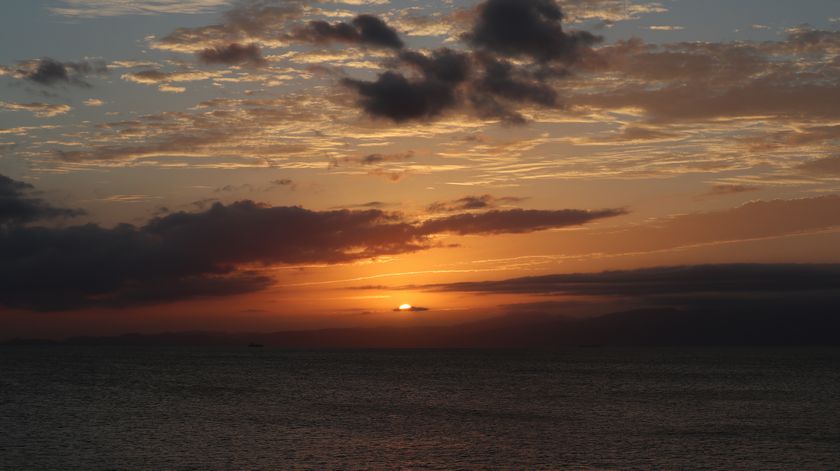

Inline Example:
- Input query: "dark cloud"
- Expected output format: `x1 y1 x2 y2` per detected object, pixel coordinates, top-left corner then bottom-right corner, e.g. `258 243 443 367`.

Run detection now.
428 194 528 212
0 176 621 311
16 58 107 87
289 15 404 49
422 264 840 345
343 47 560 122
152 0 593 124
342 11 590 123
417 208 627 235
197 42 266 66
341 48 476 122
0 174 83 226
400 49 472 84
342 71 459 122
471 54 559 117
425 264 840 304
0 202 423 311
465 0 601 63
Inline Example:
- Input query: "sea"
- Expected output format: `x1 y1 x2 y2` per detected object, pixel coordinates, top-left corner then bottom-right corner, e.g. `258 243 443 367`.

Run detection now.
1 347 839 470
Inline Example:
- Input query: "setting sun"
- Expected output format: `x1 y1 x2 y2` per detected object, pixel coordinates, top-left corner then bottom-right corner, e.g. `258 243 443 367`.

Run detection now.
398 304 413 311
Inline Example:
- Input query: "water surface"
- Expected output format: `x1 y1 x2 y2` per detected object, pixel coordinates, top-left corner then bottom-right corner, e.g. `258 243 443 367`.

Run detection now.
2 348 839 470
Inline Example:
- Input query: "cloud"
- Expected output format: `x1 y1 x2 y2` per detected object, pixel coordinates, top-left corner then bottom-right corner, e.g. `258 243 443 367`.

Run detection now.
560 0 668 23
647 25 684 31
121 69 219 84
0 175 621 311
0 174 83 226
417 208 627 235
213 179 296 193
342 71 460 122
330 150 414 167
289 15 404 49
570 31 840 123
471 54 559 109
464 0 601 63
424 263 840 302
0 201 422 311
14 58 107 87
399 48 472 83
427 194 528 212
797 156 840 176
341 2 598 123
153 1 307 53
520 196 840 261
197 42 266 66
0 102 71 118
342 47 564 122
702 184 762 197
49 0 231 18
270 178 295 188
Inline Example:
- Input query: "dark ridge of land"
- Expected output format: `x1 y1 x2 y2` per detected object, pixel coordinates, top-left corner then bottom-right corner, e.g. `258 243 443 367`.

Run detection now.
4 306 840 347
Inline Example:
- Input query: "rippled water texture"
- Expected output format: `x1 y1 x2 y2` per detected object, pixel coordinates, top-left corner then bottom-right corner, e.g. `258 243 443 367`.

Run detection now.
2 348 839 470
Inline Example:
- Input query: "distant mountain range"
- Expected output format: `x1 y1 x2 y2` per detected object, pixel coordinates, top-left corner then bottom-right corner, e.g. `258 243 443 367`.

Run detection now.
5 306 839 347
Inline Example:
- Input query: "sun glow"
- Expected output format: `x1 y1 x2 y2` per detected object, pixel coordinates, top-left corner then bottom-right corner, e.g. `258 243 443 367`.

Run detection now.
398 304 413 311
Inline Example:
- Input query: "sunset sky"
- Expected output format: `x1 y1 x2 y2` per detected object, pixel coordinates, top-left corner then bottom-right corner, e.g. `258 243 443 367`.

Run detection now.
2 0 839 339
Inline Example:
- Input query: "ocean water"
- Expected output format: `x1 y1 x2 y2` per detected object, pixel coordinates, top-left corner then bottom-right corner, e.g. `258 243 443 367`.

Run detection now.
1 348 839 470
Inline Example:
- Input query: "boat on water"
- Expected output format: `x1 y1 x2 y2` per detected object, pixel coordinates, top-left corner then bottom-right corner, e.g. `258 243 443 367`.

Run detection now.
248 342 264 348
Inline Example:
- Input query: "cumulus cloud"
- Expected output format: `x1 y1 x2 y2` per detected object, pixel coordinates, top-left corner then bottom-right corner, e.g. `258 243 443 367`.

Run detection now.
289 14 404 49
342 46 564 123
197 42 266 66
340 48 475 122
14 58 107 87
465 0 601 63
0 175 623 311
341 1 598 123
343 70 461 122
471 54 559 106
